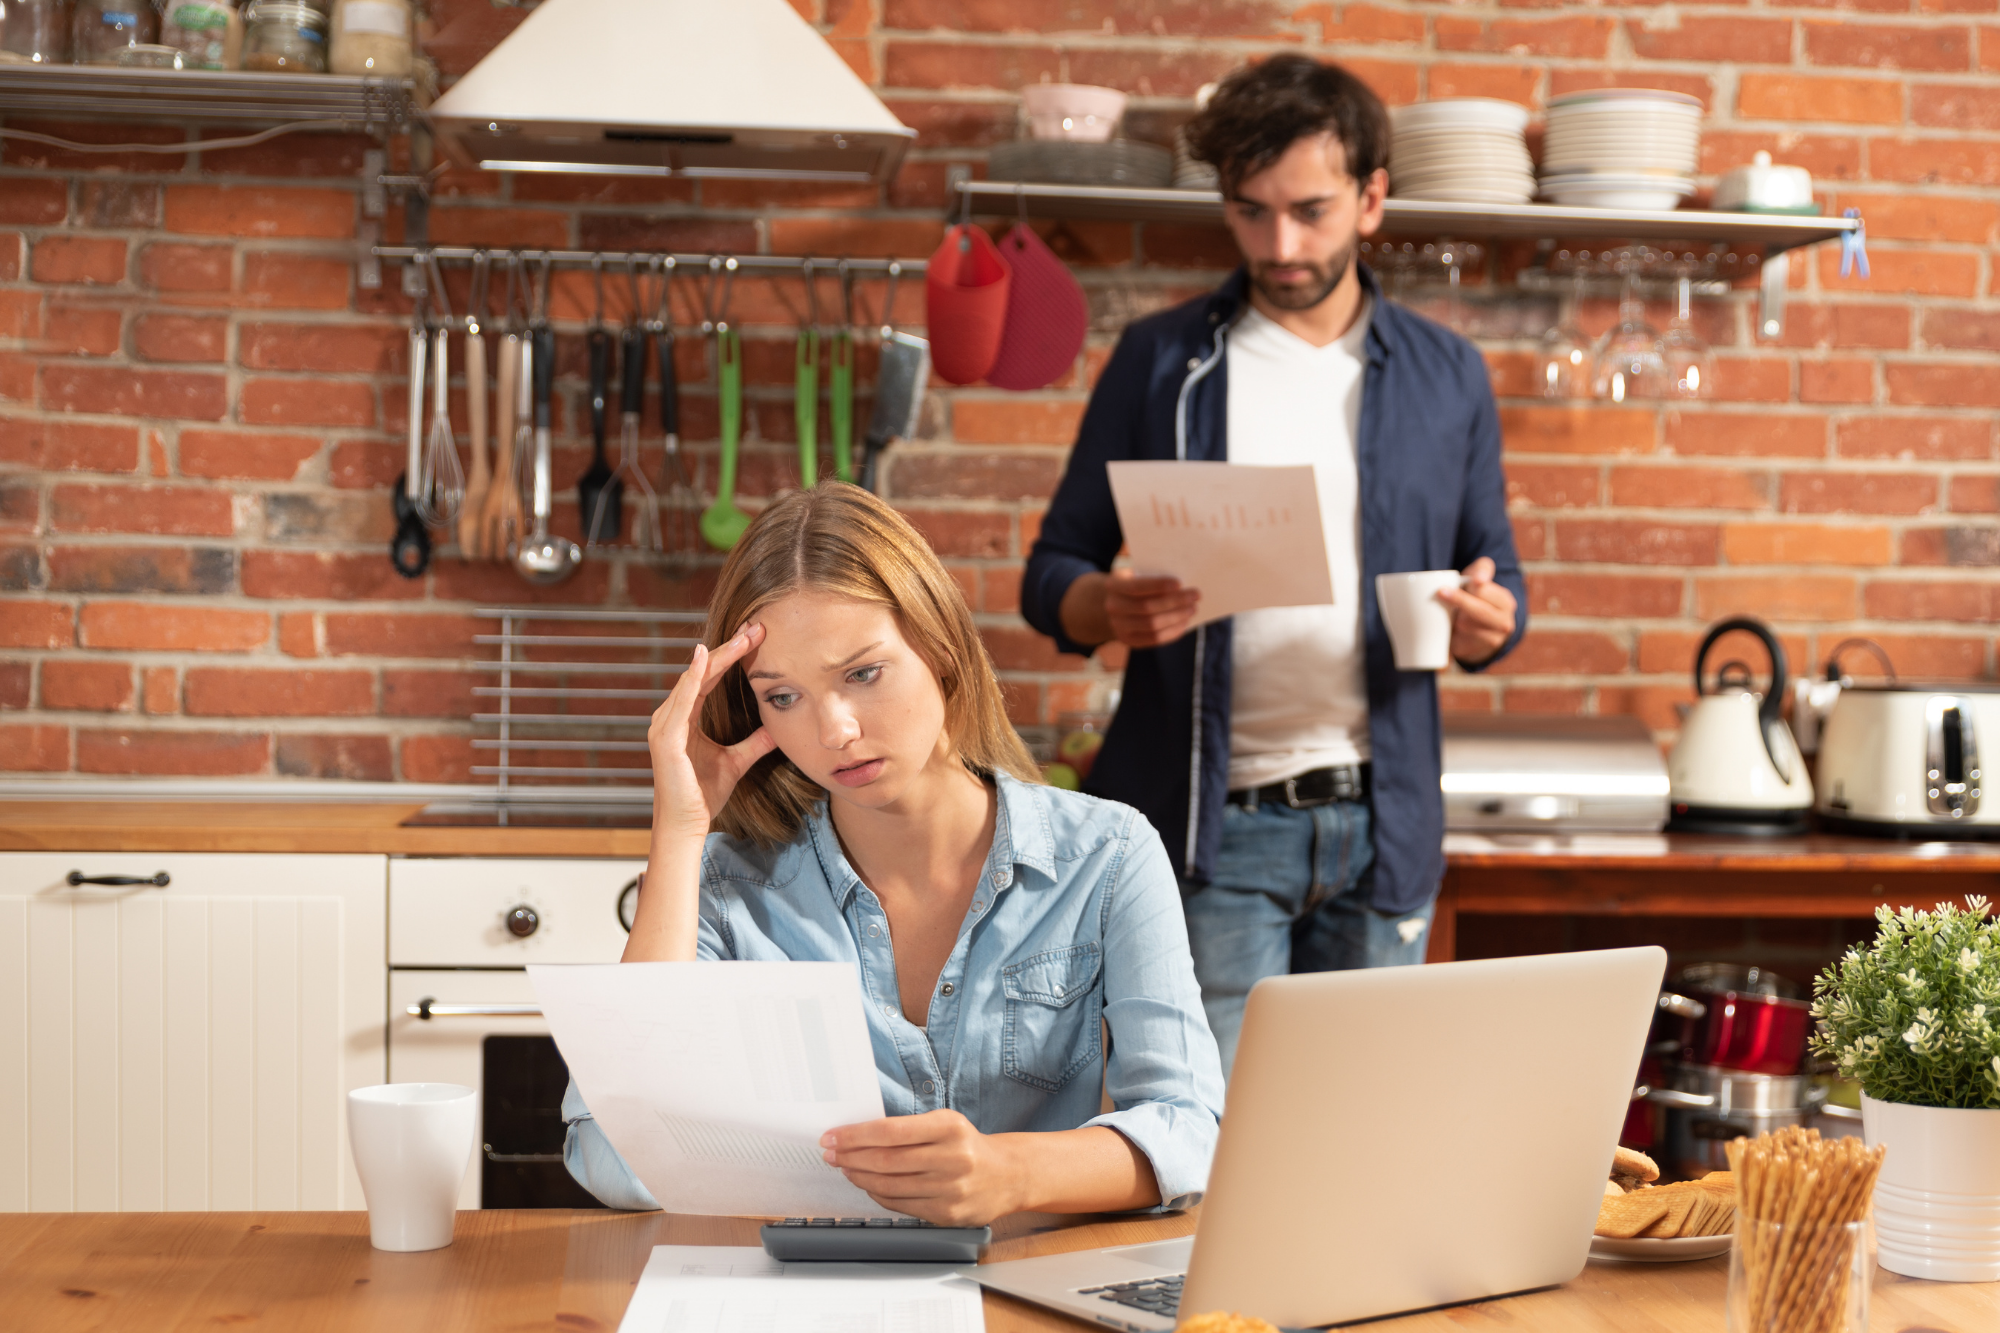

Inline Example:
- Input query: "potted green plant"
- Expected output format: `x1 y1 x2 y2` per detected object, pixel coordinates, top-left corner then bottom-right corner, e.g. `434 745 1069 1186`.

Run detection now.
1810 895 2000 1282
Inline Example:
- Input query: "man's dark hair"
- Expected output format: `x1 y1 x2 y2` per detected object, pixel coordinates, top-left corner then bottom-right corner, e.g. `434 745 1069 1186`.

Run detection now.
1183 54 1390 196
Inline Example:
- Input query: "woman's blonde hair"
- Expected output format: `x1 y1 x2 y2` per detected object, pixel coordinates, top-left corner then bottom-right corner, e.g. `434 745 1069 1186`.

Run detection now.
700 482 1041 845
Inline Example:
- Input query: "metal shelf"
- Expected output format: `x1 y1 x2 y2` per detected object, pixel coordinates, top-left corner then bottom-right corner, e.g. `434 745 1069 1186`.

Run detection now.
0 64 421 126
955 181 1856 257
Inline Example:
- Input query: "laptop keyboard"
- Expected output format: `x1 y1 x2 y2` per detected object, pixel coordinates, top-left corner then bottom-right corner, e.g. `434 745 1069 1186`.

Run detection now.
1080 1273 1184 1317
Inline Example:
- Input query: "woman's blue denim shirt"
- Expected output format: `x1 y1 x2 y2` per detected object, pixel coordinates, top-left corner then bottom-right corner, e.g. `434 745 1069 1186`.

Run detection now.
562 770 1226 1213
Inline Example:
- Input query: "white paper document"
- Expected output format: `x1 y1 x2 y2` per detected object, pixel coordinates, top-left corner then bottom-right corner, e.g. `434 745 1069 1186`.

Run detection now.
1107 460 1334 625
617 1245 985 1333
529 961 890 1218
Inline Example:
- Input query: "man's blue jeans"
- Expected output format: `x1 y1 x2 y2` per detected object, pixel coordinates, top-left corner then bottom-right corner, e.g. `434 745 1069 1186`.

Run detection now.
1181 797 1435 1077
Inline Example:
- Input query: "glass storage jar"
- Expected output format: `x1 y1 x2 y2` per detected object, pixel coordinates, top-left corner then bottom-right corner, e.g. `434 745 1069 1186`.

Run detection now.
159 0 233 69
1 0 74 63
72 0 158 64
328 0 407 75
240 0 323 71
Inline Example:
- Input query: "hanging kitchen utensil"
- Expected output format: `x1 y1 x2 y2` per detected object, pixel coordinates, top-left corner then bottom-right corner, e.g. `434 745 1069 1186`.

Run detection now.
390 288 430 577
613 258 662 552
414 254 464 528
925 213 1011 385
649 256 699 566
578 258 623 546
457 251 493 558
829 260 856 484
514 265 581 585
482 253 528 561
986 197 1088 391
795 257 820 489
699 256 751 552
862 259 930 494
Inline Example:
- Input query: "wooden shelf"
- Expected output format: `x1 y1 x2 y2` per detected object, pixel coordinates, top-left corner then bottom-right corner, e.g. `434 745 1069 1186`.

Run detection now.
956 181 1856 257
0 64 421 126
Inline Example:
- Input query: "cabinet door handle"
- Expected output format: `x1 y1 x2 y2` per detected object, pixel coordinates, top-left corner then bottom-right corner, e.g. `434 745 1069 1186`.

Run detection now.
66 871 170 888
406 998 543 1020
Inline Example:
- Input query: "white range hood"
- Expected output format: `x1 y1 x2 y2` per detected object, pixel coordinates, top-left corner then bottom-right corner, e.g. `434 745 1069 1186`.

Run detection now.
427 0 915 184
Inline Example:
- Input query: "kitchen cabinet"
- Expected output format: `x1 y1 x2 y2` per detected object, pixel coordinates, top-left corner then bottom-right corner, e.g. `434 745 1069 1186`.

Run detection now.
0 852 386 1213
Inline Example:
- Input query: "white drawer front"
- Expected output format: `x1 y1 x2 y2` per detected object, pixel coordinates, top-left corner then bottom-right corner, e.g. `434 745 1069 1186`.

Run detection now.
388 858 642 966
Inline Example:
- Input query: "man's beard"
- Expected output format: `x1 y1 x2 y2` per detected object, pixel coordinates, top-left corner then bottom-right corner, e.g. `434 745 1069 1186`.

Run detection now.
1249 238 1357 311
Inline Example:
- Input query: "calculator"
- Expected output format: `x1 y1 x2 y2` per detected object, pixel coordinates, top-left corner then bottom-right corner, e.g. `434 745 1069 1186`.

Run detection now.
758 1217 992 1263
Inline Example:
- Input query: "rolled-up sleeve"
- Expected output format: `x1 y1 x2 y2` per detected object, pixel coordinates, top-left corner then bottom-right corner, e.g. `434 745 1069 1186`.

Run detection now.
1083 815 1226 1211
560 1077 661 1211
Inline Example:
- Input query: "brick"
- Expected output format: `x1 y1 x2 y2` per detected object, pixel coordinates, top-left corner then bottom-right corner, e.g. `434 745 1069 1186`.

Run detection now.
1869 136 2000 186
0 417 139 472
0 542 37 589
1695 574 1858 621
1665 413 1825 459
50 483 235 537
398 734 476 783
1817 247 1979 298
41 660 133 712
1911 82 2000 129
899 507 1012 558
766 217 946 261
1924 308 2000 351
1485 629 1628 675
1900 524 2000 565
30 236 127 286
1832 193 2000 244
1553 519 1720 565
80 181 158 229
425 560 613 606
0 662 28 710
239 377 377 428
41 365 228 421
889 450 1064 501
1500 406 1655 455
1547 68 1716 110
179 430 323 481
240 550 423 601
1739 75 1903 125
328 441 405 490
882 40 1061 90
2 118 189 172
1710 358 1792 404
1528 572 1685 618
277 612 317 659
1426 63 1540 106
1436 15 1614 56
0 177 67 225
1512 517 1549 560
1777 302 1909 351
47 546 236 595
79 603 267 652
381 669 477 718
1837 415 1992 460
1504 462 1600 508
983 565 1022 614
163 185 354 239
142 667 177 715
1496 688 1590 715
1062 47 1250 97
1864 578 2000 621
1805 21 1972 70
138 242 232 296
1438 687 1493 714
1885 362 2000 408
0 290 35 341
0 483 35 534
241 253 350 310
132 312 228 364
1800 359 1875 405
184 667 374 718
274 734 394 781
425 206 570 249
0 724 68 772
0 601 74 649
981 624 1088 672
1629 16 1792 63
77 729 269 777
322 612 480 658
1700 133 1863 184
884 0 1292 35
197 127 374 178
1780 471 1940 514
1638 629 1812 675
1292 2 1424 43
41 302 124 357
261 493 396 545
1858 634 1988 680
952 398 1085 445
1722 522 1894 566
239 322 405 374
1949 475 2000 511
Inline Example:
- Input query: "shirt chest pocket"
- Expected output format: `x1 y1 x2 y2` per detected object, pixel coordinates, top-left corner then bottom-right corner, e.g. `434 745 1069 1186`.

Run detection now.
1001 942 1102 1093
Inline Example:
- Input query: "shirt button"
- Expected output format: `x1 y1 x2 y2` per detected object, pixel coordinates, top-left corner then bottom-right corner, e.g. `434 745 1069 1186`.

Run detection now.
1187 357 1201 370
882 1004 895 1017
940 982 955 997
972 900 984 912
922 1080 935 1094
990 870 1005 887
868 924 881 937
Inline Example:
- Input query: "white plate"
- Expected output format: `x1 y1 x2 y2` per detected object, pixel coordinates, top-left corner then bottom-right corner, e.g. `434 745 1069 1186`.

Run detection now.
1394 186 1536 204
1392 99 1531 131
1590 1233 1733 1263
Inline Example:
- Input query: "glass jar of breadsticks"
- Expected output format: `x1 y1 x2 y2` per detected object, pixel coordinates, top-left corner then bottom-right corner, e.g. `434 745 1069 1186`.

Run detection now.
1726 1127 1885 1333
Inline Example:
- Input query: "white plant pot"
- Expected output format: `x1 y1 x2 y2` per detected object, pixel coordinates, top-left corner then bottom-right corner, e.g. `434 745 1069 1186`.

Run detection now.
1861 1092 2000 1281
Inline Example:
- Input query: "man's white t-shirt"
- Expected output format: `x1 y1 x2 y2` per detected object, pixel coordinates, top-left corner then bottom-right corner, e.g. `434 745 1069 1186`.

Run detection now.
1224 299 1372 790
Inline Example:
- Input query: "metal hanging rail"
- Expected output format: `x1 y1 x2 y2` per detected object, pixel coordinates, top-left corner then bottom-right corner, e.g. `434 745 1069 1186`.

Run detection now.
372 246 927 277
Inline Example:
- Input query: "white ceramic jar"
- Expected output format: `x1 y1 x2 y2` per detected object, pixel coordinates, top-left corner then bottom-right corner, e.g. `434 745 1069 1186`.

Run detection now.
1862 1093 2000 1281
329 0 410 76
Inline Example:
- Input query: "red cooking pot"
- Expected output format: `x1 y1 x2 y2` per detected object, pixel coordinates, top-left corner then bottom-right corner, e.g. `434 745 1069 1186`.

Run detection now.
1661 963 1813 1076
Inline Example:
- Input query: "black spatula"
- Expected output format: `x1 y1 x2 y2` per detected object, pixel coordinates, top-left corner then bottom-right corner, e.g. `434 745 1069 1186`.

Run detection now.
578 326 622 545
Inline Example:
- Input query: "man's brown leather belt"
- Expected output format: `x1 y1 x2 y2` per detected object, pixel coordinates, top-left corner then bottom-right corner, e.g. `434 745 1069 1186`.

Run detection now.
1228 763 1371 810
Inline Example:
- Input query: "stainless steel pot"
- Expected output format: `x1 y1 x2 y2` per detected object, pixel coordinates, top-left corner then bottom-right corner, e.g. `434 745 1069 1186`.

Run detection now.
1640 1063 1828 1177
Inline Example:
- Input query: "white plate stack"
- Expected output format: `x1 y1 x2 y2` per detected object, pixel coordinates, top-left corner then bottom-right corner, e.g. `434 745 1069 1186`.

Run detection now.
1387 99 1534 204
1540 89 1703 210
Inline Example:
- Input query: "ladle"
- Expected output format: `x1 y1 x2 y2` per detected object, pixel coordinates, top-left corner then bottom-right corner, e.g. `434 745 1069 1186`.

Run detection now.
513 262 581 584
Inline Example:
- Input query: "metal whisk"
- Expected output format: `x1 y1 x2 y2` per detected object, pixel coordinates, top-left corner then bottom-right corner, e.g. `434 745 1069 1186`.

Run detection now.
414 253 465 526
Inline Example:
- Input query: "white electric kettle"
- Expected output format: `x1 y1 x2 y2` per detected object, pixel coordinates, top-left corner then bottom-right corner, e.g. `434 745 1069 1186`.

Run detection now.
1666 617 1814 834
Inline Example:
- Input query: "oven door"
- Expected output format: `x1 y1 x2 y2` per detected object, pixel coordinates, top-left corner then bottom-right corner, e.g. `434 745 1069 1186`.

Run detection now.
387 969 602 1210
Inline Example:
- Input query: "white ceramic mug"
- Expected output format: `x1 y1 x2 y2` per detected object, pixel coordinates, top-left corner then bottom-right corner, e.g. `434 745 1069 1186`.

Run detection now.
1375 570 1465 671
347 1082 477 1252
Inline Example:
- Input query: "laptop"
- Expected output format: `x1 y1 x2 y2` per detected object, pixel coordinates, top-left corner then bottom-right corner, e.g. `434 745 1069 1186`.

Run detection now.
964 946 1666 1330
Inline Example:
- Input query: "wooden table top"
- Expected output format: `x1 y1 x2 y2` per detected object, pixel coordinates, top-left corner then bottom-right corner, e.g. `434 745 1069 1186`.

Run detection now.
1 1209 1992 1332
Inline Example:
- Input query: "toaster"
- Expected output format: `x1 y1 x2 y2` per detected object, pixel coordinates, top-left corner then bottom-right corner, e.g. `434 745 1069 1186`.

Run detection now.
1815 684 2000 836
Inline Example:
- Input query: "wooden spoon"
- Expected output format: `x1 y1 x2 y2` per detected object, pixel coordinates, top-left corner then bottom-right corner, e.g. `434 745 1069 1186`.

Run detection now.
482 332 526 560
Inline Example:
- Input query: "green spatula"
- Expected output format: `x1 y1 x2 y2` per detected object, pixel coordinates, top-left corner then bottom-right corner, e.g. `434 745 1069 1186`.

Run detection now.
699 324 749 551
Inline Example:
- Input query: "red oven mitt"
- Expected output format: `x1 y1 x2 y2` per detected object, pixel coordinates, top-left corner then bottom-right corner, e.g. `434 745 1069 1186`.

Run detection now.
986 223 1089 392
925 223 1012 385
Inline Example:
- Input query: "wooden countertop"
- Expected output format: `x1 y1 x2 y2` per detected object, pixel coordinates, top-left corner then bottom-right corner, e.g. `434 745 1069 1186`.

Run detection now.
1443 830 2000 872
1 1209 1991 1332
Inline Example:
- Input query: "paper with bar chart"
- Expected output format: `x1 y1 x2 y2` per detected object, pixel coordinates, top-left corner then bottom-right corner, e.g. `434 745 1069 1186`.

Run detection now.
529 961 892 1217
1107 461 1333 625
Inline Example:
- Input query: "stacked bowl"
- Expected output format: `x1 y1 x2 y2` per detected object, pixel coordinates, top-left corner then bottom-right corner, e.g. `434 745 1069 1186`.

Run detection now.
1540 89 1702 210
1387 99 1534 204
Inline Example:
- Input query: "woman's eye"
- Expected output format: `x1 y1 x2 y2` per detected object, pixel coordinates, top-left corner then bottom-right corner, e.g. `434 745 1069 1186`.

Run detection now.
848 665 883 685
763 691 798 710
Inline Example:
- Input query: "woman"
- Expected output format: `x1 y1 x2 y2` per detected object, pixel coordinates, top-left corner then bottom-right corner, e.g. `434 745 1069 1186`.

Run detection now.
563 484 1224 1224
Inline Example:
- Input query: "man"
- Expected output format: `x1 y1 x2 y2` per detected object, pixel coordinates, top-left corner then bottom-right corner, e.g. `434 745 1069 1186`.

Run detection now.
1021 55 1526 1075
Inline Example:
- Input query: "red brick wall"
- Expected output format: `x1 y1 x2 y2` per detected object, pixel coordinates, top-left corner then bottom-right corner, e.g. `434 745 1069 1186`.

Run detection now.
0 0 1995 780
